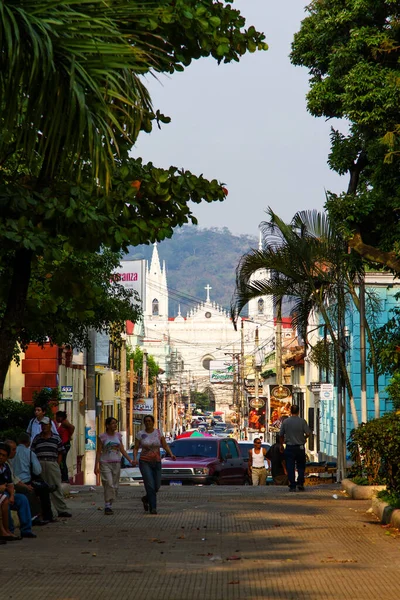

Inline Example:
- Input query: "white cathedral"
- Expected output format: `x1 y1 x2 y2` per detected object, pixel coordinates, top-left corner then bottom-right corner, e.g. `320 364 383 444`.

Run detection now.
141 242 274 416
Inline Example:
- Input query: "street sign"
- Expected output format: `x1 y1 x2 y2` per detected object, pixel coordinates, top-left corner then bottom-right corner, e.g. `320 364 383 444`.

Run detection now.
60 385 73 401
320 383 334 401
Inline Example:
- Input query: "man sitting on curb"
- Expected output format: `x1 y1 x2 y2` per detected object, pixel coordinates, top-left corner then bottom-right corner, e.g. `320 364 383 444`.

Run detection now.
7 437 53 525
0 441 36 539
31 417 72 518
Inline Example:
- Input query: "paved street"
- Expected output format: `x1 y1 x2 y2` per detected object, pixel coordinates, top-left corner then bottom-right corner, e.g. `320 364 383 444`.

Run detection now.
1 483 400 600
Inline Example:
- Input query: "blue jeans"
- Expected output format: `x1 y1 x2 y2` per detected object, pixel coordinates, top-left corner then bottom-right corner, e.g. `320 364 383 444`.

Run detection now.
139 461 161 511
9 493 32 534
284 445 306 489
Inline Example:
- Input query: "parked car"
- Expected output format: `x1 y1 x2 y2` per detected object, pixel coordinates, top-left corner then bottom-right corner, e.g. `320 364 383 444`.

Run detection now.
161 437 247 485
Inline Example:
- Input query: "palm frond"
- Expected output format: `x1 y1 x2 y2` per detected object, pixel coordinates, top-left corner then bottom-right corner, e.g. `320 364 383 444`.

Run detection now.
0 0 164 185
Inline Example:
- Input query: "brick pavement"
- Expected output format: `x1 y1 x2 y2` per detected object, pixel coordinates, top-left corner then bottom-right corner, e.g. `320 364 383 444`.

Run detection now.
1 483 400 600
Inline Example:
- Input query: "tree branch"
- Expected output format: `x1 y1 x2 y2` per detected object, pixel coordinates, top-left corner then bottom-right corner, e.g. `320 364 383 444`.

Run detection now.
348 232 400 273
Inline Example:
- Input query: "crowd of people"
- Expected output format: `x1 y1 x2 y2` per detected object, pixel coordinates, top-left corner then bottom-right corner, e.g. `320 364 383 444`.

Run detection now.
0 406 74 545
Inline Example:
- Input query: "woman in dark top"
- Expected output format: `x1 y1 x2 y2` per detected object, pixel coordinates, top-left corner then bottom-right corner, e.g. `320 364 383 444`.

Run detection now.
266 434 288 486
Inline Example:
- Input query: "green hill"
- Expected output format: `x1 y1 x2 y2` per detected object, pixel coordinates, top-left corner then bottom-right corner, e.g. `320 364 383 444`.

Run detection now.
127 226 258 317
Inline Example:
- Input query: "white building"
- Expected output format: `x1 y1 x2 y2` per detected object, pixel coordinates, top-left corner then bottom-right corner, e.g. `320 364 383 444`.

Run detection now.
141 243 274 417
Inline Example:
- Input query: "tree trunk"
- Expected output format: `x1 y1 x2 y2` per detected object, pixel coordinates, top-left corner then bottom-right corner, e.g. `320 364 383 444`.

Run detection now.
347 282 380 418
319 304 359 429
0 248 33 396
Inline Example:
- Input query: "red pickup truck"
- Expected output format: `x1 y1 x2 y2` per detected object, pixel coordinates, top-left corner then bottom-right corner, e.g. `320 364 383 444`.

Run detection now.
161 437 247 485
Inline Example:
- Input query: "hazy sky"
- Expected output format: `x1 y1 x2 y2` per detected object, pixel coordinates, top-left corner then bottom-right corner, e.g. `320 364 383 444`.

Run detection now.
133 1 346 237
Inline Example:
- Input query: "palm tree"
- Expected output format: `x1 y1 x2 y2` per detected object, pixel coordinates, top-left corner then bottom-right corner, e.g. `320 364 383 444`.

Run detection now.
0 0 159 186
231 208 372 430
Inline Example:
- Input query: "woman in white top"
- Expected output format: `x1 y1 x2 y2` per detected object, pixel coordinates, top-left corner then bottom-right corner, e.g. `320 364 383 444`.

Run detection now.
27 405 58 441
248 438 268 486
94 417 133 515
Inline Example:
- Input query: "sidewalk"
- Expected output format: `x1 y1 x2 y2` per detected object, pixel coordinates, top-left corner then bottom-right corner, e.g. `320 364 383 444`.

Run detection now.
2 483 400 600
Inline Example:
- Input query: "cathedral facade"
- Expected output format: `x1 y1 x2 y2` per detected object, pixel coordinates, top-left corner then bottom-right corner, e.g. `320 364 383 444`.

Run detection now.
142 243 274 418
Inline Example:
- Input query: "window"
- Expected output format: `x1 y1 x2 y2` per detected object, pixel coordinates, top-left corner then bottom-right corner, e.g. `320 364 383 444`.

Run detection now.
202 355 214 370
220 440 229 459
258 298 264 314
152 298 159 316
226 439 239 458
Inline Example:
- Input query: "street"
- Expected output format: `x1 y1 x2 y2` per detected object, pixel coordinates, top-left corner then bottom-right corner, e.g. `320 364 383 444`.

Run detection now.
1 483 399 600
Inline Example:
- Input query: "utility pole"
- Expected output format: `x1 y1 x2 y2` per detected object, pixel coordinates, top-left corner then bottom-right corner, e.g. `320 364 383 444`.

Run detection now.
359 276 367 423
276 298 283 385
241 320 245 438
143 350 148 399
120 338 127 447
163 384 167 433
254 328 259 407
85 329 97 485
129 359 134 446
153 379 158 426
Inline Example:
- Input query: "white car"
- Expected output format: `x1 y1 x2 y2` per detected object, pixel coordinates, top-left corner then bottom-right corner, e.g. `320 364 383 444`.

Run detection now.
120 451 143 485
119 450 166 485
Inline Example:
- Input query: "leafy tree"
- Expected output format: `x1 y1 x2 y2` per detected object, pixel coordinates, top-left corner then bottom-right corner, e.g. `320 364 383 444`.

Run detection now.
0 0 267 392
291 0 400 272
10 249 138 353
126 345 159 386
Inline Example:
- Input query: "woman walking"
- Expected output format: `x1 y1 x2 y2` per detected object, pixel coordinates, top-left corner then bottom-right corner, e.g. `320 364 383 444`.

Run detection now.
94 417 133 515
133 415 176 515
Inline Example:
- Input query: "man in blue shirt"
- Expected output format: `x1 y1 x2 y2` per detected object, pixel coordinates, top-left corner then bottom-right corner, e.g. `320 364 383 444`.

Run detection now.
9 434 53 524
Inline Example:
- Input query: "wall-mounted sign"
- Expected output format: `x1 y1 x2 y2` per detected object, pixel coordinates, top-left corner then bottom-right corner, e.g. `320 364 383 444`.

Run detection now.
134 397 154 415
60 386 73 401
209 361 234 383
320 383 334 401
249 397 266 409
269 384 293 431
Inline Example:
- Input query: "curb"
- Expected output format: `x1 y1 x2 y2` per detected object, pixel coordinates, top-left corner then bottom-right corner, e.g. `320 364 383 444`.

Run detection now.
372 497 400 528
341 478 386 500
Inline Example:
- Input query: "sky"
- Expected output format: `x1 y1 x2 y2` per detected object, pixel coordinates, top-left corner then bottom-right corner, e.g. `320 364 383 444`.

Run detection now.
133 1 346 237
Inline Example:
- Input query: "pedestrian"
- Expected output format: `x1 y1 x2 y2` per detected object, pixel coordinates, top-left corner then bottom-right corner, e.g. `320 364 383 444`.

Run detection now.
266 434 288 486
4 441 38 538
133 415 176 515
10 433 54 524
31 417 72 517
27 405 58 442
0 442 20 542
94 417 133 515
55 411 75 483
248 438 268 486
279 405 312 492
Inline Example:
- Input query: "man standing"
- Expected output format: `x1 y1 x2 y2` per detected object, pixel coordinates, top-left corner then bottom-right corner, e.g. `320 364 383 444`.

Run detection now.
55 411 75 483
248 438 268 486
279 405 311 492
266 434 288 486
31 417 72 518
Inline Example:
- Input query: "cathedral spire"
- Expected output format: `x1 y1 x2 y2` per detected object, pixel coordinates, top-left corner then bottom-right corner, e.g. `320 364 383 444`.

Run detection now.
149 242 162 276
258 229 263 251
205 284 212 303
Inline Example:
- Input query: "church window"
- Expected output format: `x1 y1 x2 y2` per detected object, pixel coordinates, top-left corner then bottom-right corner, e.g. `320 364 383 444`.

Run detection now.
258 298 264 314
152 298 159 316
202 356 214 370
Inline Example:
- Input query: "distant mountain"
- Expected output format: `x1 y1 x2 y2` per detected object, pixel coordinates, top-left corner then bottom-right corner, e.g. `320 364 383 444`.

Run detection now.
127 226 258 317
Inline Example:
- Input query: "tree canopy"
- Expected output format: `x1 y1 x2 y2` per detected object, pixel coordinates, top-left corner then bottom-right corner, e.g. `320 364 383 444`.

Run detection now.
291 0 400 272
0 1 267 391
